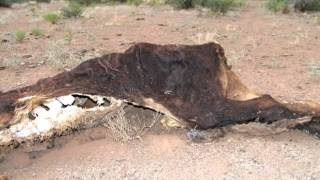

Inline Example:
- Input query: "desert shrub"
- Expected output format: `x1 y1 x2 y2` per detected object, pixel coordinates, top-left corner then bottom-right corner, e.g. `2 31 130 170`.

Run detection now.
166 0 243 14
126 0 143 5
15 30 26 43
0 0 12 7
293 0 320 11
202 0 244 14
166 0 195 8
267 0 320 12
266 0 289 12
61 2 84 18
147 0 166 6
42 12 60 24
31 28 44 37
0 0 50 7
67 0 143 6
68 0 116 6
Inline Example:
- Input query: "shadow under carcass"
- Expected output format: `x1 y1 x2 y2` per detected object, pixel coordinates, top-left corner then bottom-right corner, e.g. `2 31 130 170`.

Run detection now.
0 42 320 146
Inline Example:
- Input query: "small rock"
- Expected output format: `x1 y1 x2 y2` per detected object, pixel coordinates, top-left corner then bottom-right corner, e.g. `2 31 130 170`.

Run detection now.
0 67 5 71
80 49 88 55
136 17 145 21
28 64 37 68
116 33 122 37
22 54 32 59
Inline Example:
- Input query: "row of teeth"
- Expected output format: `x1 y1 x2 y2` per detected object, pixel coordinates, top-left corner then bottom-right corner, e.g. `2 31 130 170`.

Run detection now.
29 94 109 119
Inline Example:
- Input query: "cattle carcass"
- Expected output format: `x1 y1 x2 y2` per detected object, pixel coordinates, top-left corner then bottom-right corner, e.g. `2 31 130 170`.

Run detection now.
0 42 319 145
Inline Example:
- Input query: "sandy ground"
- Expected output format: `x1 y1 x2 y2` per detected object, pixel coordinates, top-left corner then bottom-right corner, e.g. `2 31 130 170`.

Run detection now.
1 127 320 180
0 0 320 179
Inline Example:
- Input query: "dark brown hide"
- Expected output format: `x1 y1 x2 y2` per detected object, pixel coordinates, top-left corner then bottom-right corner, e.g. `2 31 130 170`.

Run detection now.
0 43 319 134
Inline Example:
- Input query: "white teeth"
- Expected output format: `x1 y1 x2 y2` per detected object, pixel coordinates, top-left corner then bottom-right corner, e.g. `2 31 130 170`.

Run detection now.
56 95 76 106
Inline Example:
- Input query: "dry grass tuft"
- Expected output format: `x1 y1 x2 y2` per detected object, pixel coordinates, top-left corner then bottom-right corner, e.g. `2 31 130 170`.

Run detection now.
45 40 83 69
307 61 320 78
103 106 132 141
190 31 220 44
102 106 161 141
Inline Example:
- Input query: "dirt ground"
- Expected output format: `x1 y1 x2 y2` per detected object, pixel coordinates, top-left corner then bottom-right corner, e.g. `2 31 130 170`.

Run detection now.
0 0 320 179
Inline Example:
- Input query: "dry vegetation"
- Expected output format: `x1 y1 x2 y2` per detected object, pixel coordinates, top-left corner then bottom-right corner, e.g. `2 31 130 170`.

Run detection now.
102 106 162 141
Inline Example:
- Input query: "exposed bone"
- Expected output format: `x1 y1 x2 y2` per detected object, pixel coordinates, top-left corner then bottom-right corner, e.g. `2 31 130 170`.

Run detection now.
0 94 124 146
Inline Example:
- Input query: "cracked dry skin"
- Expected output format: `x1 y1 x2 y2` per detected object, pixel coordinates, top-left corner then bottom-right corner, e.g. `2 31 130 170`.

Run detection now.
0 42 320 137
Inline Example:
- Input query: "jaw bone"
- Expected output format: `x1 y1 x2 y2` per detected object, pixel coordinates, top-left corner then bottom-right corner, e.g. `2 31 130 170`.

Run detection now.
0 94 123 146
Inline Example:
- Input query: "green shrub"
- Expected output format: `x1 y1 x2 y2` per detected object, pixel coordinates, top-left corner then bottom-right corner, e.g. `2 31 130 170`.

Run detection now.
266 0 320 13
203 0 243 14
126 0 143 5
293 0 320 11
166 0 195 9
68 0 112 6
67 0 143 6
147 0 165 6
0 0 51 7
15 30 26 43
31 28 44 37
166 0 244 14
266 0 289 12
61 2 84 18
42 12 60 24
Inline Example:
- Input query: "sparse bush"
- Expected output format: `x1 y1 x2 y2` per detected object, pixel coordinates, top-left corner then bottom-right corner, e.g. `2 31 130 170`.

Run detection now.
166 0 195 8
293 0 320 11
31 28 44 37
67 0 142 6
42 12 60 24
126 0 143 5
266 0 320 13
166 0 244 14
0 0 12 7
61 2 84 18
204 0 244 14
68 0 113 6
266 0 289 13
147 0 165 6
15 30 26 43
0 0 51 7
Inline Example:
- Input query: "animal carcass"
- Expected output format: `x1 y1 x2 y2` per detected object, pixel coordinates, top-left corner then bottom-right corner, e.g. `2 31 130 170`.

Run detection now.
0 42 319 145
